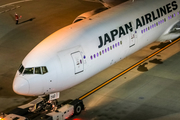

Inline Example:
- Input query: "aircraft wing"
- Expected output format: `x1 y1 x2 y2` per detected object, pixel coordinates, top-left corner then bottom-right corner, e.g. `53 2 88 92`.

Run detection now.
82 0 128 8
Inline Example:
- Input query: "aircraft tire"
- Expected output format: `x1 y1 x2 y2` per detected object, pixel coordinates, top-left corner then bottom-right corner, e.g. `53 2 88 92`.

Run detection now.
74 103 82 115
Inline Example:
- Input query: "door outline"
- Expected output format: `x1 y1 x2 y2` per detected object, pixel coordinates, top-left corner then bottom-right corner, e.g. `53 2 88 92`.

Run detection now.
71 51 84 74
129 22 137 48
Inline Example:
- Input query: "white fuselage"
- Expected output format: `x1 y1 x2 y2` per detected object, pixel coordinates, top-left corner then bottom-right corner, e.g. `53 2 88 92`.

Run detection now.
13 0 180 96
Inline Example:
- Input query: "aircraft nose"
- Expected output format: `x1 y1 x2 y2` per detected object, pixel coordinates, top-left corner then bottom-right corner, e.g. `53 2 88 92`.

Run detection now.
13 77 29 95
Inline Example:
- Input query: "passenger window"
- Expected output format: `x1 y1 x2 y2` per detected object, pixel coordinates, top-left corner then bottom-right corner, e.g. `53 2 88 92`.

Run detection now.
24 68 34 74
19 64 24 74
42 66 48 74
120 41 122 45
35 67 41 74
164 18 166 22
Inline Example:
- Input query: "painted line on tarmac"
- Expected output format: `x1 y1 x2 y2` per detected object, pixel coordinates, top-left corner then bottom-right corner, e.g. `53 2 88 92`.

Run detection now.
0 0 32 8
78 38 180 100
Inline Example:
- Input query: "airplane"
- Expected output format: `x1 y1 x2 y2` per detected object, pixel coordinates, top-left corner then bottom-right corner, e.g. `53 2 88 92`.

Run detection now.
13 0 180 100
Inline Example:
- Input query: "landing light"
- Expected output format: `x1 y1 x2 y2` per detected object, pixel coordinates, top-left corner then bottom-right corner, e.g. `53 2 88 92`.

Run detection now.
73 118 82 120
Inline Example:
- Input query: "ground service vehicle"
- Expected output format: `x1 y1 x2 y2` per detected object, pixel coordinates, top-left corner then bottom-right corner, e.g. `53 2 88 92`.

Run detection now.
1 98 84 120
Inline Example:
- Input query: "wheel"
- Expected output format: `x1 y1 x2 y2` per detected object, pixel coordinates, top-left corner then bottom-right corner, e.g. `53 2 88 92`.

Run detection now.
74 104 82 115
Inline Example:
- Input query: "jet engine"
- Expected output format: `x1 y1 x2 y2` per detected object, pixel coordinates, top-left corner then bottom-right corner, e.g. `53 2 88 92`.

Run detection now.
83 0 127 8
158 20 180 42
73 0 127 23
73 7 108 23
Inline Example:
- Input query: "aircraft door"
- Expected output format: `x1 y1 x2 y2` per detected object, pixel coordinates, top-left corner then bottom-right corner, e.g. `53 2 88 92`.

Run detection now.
71 51 84 74
129 22 137 48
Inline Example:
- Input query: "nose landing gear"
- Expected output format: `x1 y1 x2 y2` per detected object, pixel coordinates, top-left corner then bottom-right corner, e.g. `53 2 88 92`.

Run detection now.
29 96 58 113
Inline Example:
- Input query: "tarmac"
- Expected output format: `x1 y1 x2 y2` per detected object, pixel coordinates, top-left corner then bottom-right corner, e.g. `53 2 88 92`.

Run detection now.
0 0 180 120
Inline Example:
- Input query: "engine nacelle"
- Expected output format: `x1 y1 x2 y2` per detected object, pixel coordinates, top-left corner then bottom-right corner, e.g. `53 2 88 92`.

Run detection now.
157 20 180 42
100 0 127 7
83 0 125 8
73 7 108 23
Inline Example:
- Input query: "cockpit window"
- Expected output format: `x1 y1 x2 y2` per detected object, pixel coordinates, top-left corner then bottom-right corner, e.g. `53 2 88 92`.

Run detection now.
42 66 48 74
19 64 24 74
19 66 48 75
35 67 41 74
24 68 34 74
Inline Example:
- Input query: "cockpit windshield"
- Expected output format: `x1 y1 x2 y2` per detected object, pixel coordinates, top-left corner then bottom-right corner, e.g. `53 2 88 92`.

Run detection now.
42 66 48 74
35 67 41 74
19 64 24 74
18 64 48 75
24 68 34 74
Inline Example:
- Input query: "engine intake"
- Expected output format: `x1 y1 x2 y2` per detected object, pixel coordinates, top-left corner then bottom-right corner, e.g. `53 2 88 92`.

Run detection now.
73 7 108 23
